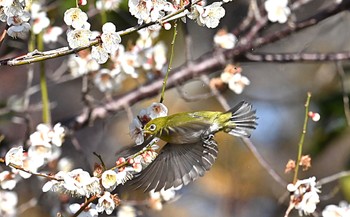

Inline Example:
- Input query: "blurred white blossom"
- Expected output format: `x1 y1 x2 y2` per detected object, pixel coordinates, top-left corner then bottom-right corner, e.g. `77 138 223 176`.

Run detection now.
117 205 136 217
149 187 180 210
322 201 350 217
5 146 24 167
264 0 291 23
69 203 98 217
0 171 17 190
214 29 237 49
0 191 18 217
43 26 63 43
30 2 50 34
68 52 100 77
96 0 121 11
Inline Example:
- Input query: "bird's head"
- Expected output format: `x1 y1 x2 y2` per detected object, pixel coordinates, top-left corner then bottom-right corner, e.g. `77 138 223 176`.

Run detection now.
143 117 167 137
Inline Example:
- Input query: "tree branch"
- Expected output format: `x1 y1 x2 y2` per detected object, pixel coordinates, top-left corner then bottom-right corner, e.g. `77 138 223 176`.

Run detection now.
244 51 350 62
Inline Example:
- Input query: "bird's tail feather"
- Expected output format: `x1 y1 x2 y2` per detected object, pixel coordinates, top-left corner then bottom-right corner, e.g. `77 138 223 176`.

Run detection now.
224 101 257 138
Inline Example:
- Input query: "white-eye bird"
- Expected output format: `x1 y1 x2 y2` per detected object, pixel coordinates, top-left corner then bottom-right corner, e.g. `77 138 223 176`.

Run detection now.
124 101 257 192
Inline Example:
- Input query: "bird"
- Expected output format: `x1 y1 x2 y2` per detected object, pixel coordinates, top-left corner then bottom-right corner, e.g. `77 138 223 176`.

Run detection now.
121 101 257 192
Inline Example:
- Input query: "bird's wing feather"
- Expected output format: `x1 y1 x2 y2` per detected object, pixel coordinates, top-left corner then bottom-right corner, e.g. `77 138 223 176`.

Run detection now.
128 137 218 192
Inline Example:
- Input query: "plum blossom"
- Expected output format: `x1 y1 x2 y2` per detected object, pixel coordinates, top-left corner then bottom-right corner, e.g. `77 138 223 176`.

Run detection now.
128 0 174 24
91 22 121 64
43 26 63 43
91 44 109 64
101 22 121 53
69 203 98 217
220 65 250 94
64 8 89 29
2 0 31 38
101 170 119 191
286 177 320 216
5 146 24 167
96 0 121 11
322 201 350 217
43 169 102 197
0 191 18 217
129 103 168 145
214 29 237 49
147 102 168 119
149 187 180 210
198 2 225 28
187 2 225 29
129 118 145 145
29 123 65 147
0 171 17 190
67 28 92 49
264 0 291 23
93 68 122 92
30 2 50 34
68 51 100 77
116 205 136 217
96 192 119 215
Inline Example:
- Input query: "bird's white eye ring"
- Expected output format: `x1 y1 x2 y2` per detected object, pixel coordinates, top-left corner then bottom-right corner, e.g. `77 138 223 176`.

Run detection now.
149 124 157 131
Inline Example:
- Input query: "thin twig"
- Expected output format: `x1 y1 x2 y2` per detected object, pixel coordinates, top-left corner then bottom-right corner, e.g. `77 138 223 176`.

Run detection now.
0 158 62 181
242 137 288 187
293 92 311 183
93 152 106 170
160 21 178 103
335 61 350 126
318 170 350 186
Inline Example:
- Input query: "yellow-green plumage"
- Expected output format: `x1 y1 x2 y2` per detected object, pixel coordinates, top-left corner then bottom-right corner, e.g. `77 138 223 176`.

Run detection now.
143 101 256 144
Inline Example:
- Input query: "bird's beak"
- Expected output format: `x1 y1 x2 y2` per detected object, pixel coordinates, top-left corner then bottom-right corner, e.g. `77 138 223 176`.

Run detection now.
143 129 151 137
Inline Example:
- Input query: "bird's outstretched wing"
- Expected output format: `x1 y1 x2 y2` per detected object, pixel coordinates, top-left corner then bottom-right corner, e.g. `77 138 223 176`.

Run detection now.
128 136 218 192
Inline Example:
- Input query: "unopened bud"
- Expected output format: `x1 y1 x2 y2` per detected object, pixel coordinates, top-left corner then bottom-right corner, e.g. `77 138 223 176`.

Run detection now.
163 23 171 30
308 111 320 122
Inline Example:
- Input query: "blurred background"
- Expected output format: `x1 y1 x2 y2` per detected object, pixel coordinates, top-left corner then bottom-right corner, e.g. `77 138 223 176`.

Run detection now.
0 0 350 216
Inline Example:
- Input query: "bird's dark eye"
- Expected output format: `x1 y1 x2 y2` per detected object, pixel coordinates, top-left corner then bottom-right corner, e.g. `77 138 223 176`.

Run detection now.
149 124 157 131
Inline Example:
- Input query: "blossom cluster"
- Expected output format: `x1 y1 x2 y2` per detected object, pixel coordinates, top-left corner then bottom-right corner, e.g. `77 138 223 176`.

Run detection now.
128 0 175 25
286 177 321 216
40 144 158 216
64 7 121 65
0 123 66 216
1 123 65 186
128 0 229 29
0 0 30 38
129 102 168 145
186 1 226 29
68 29 168 92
